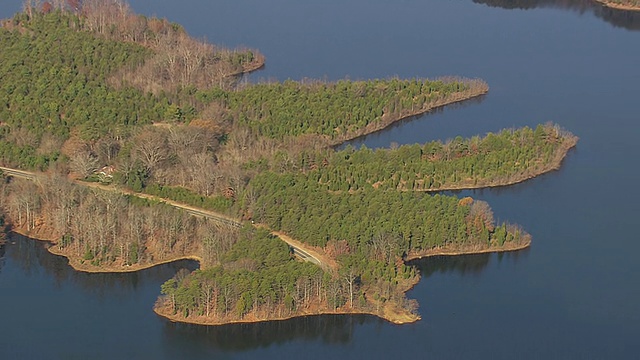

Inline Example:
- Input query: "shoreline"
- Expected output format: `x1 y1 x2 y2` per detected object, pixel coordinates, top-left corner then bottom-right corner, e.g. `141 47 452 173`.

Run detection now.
404 239 531 262
331 85 489 146
153 240 529 327
10 222 528 326
9 223 422 325
2 124 545 326
9 228 202 274
594 0 640 11
236 57 266 75
153 302 420 327
418 136 578 193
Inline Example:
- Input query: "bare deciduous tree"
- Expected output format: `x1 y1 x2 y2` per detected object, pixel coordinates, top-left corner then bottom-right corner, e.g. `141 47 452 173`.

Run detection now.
37 133 64 155
9 127 37 148
189 153 218 196
93 135 121 165
70 149 99 178
133 128 170 173
22 0 41 18
469 200 495 232
342 266 359 309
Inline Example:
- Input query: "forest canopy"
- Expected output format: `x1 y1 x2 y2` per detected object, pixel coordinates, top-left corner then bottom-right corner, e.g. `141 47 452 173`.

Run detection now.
0 2 576 324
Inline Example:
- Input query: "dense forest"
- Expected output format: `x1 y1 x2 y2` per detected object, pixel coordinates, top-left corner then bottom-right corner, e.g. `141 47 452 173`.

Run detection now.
238 123 578 192
0 174 235 270
157 228 377 324
0 2 574 324
136 123 578 219
216 77 488 142
245 172 529 252
158 167 531 322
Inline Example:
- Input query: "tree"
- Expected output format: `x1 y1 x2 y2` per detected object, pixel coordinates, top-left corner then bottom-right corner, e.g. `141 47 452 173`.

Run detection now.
161 278 178 313
342 265 359 309
94 135 121 165
133 127 169 174
469 200 495 232
70 149 99 178
22 0 41 18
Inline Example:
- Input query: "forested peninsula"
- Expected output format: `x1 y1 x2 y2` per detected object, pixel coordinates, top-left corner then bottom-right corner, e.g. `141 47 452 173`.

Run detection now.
0 1 577 325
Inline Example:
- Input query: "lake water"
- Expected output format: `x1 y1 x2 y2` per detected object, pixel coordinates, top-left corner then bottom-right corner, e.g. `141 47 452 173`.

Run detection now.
1 0 639 358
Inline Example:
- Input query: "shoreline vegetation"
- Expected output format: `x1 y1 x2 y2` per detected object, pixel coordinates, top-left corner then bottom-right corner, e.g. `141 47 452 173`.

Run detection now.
329 83 488 146
3 165 534 325
9 226 204 274
420 129 578 192
153 240 531 326
9 215 529 324
0 2 574 326
595 0 640 11
405 238 530 261
25 233 204 274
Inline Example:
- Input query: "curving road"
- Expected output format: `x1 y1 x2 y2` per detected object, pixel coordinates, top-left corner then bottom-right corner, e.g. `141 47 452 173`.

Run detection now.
0 166 326 269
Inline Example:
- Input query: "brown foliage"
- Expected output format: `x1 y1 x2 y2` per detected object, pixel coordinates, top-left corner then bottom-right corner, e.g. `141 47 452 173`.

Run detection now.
0 176 239 269
468 200 495 232
77 0 264 93
60 134 88 158
69 149 99 178
324 239 351 258
133 127 170 173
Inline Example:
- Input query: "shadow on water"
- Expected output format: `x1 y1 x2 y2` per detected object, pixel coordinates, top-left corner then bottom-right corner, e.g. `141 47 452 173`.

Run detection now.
407 248 531 279
0 241 5 274
473 0 640 31
5 233 198 296
6 234 379 352
162 314 378 351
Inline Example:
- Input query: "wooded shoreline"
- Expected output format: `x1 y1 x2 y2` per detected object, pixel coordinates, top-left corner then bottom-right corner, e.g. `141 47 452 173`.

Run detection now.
154 296 421 326
419 134 578 193
330 85 489 146
9 227 202 274
0 4 571 328
405 239 531 262
154 239 530 325
7 179 532 325
2 112 566 325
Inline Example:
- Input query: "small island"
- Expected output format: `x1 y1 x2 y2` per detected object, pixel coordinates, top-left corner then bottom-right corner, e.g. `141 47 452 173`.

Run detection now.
0 1 576 325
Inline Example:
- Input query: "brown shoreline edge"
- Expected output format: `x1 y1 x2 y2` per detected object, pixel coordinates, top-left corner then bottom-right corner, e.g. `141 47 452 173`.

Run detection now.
594 0 640 11
153 302 420 326
10 223 528 325
153 240 531 326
